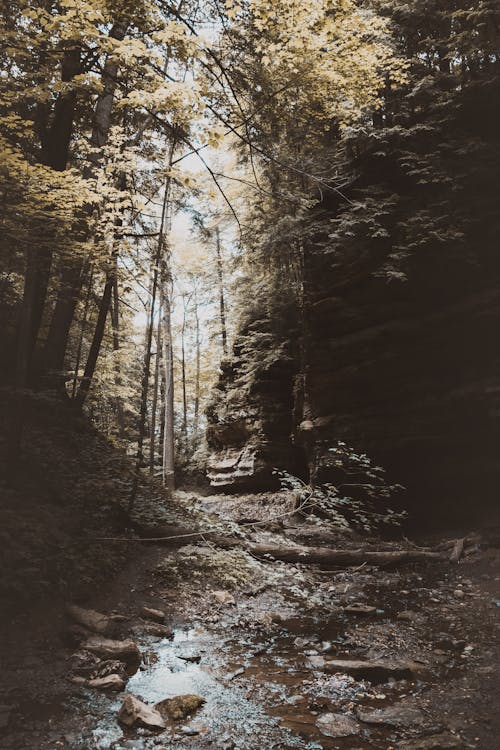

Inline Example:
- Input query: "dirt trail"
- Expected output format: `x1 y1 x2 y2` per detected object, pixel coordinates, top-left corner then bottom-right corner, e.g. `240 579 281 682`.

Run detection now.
1 493 499 750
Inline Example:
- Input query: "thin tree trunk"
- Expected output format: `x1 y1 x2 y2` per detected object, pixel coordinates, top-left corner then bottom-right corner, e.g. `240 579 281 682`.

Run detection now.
111 277 125 436
130 270 158 502
181 298 188 436
71 264 94 398
161 276 175 492
193 290 201 437
215 226 228 355
72 267 114 409
149 308 162 473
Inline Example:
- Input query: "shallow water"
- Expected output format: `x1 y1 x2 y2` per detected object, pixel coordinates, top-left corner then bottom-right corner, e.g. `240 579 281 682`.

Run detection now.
77 624 336 750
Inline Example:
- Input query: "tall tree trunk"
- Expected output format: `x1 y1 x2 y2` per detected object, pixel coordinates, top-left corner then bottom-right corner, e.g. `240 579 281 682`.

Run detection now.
215 226 228 355
193 290 201 437
130 137 177 505
149 309 162 473
130 270 158 502
161 274 175 493
43 21 128 390
181 298 188 436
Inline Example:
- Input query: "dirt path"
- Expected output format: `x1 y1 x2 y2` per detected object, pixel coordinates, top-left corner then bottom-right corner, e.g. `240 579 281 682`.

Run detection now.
1 493 499 750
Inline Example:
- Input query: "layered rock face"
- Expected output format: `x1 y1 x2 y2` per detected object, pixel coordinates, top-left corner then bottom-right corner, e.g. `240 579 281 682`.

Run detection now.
206 305 300 490
300 249 500 518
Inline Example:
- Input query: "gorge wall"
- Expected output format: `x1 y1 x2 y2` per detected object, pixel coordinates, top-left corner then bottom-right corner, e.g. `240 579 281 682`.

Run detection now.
206 29 500 520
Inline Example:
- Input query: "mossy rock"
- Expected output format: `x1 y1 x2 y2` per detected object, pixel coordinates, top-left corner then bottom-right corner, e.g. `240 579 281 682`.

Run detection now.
155 694 205 721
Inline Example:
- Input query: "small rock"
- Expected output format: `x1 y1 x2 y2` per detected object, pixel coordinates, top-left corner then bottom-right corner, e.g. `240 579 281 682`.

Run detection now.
88 674 126 691
118 695 165 729
67 605 113 635
212 590 236 605
357 704 425 727
344 604 377 615
316 712 360 738
453 589 464 599
397 610 423 623
308 655 326 669
155 694 205 721
140 606 165 623
141 622 173 639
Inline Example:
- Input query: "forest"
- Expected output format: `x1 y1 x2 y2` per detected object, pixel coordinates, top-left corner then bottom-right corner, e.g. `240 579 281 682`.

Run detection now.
0 1 499 748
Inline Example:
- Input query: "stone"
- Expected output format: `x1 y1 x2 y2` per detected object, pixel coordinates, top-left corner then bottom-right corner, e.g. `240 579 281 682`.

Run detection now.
155 694 205 721
397 610 423 623
67 605 113 635
344 603 378 615
140 606 165 623
316 712 360 738
82 636 141 668
357 704 425 727
321 658 424 682
141 622 173 639
88 674 126 691
212 590 236 605
118 695 166 729
399 732 464 749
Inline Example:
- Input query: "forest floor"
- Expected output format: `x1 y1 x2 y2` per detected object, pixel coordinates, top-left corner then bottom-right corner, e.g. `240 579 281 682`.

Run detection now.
0 491 499 750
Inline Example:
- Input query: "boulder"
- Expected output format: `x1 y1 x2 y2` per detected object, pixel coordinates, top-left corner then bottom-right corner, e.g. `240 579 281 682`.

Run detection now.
155 694 205 721
82 636 141 669
118 695 165 729
88 674 126 691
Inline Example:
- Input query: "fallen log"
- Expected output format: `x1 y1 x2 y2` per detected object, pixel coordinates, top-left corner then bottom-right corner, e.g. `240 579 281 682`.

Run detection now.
246 543 445 567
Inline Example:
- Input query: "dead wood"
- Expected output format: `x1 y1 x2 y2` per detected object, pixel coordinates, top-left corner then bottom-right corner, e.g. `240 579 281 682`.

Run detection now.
246 543 445 567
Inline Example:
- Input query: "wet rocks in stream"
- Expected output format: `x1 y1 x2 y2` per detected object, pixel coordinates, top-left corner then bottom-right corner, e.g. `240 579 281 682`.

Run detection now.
118 695 166 730
155 694 205 721
82 635 142 670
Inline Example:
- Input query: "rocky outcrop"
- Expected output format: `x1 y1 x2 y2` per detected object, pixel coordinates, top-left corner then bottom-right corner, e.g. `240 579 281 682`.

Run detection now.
206 303 300 490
